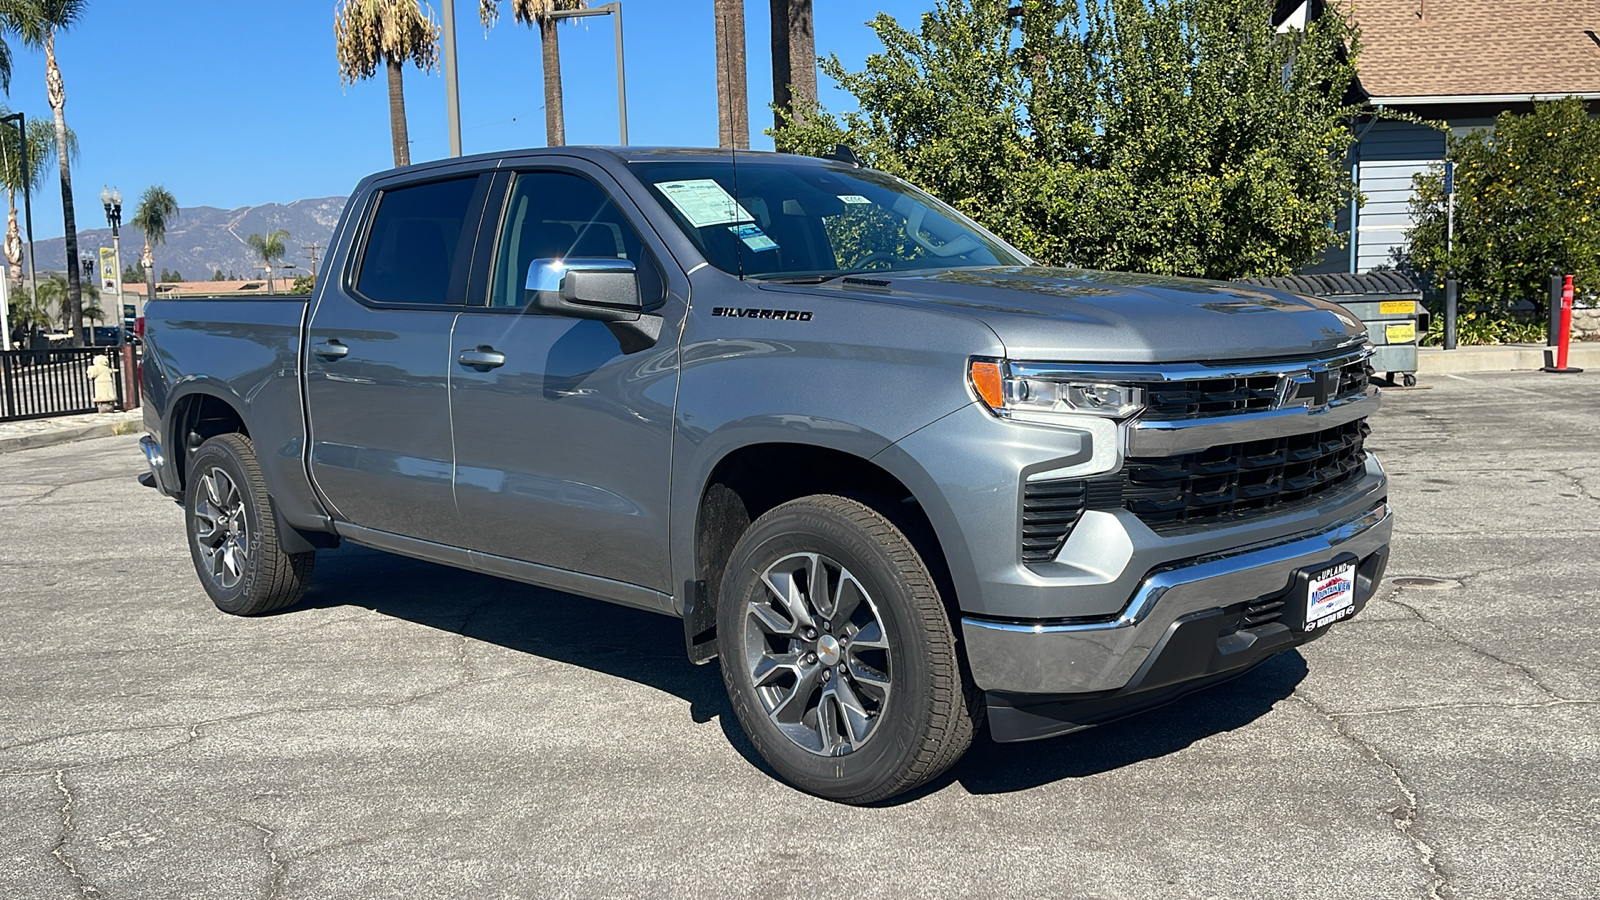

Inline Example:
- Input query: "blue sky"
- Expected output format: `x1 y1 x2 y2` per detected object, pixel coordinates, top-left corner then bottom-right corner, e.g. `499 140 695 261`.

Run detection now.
3 0 932 241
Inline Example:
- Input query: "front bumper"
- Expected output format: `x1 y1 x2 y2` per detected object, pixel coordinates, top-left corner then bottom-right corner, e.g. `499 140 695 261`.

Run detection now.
963 499 1391 742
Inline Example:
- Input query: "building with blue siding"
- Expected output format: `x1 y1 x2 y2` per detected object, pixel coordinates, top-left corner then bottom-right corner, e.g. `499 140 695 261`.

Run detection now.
1275 0 1600 274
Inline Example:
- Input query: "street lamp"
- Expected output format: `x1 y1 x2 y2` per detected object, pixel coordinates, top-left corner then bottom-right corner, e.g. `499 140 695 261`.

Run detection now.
438 1 629 155
542 3 629 146
99 186 125 346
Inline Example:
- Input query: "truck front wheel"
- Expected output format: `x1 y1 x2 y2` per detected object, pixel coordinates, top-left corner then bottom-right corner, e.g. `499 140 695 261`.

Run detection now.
183 433 314 616
716 495 980 803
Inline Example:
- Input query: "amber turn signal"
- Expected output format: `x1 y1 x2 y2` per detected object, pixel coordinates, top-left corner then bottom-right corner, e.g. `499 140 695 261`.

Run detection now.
969 359 1005 410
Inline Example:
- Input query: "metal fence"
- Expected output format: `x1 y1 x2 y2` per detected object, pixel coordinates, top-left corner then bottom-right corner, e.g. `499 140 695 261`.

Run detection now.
0 346 126 422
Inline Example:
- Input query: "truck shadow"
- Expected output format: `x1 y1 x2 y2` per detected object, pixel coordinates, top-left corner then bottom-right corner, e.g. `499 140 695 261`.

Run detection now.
290 544 1306 801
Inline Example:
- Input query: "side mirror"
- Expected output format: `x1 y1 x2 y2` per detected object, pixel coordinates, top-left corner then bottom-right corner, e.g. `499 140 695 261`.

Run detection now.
525 257 663 353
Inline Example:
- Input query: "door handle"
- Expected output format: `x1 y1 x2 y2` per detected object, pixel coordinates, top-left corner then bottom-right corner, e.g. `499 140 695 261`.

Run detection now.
458 346 506 369
312 340 349 360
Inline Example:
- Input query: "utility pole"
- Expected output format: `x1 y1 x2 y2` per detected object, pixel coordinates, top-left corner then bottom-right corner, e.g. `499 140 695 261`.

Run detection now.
441 0 463 157
302 242 322 279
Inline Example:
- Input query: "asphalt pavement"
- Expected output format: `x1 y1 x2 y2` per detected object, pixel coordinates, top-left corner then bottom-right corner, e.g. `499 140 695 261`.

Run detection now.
1 371 1596 899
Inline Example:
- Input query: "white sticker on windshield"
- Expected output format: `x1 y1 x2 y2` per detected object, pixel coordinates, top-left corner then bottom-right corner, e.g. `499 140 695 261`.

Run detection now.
654 179 755 228
838 194 872 204
729 223 779 252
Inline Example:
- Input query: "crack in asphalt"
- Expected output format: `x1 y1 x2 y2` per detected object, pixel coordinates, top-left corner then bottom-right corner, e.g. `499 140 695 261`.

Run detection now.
51 770 102 899
1331 698 1600 718
0 669 540 779
1297 696 1452 900
0 611 375 666
1385 594 1569 701
240 817 287 900
1553 467 1600 506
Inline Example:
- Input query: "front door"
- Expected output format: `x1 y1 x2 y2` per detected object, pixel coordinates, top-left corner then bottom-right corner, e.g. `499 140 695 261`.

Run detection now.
448 165 684 592
305 172 489 544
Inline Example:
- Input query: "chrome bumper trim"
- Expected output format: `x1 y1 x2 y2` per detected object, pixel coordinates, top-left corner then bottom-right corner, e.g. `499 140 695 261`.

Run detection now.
961 500 1392 694
1126 385 1379 457
139 435 165 472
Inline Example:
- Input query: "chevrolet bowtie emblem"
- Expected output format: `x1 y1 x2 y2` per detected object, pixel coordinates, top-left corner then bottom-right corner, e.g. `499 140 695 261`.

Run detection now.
1277 367 1334 411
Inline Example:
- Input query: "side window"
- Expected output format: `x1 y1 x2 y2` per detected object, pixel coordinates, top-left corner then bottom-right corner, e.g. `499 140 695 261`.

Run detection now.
488 171 664 309
354 176 479 305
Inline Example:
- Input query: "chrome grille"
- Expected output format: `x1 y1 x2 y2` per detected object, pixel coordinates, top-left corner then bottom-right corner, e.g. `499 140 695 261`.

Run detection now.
1140 355 1372 421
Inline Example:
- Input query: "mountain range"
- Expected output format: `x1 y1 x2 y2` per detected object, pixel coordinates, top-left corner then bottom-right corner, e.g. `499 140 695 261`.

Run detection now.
26 197 349 283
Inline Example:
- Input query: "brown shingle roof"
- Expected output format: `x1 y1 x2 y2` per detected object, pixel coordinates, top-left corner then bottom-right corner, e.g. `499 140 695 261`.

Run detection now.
1343 0 1600 100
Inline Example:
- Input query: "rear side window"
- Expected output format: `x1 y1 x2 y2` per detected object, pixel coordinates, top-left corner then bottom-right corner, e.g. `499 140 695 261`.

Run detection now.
354 176 478 305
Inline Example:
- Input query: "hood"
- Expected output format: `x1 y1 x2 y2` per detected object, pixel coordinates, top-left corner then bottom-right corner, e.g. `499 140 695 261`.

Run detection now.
763 266 1367 362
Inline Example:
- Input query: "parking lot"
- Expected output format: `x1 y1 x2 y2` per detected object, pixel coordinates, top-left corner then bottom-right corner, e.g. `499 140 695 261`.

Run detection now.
1 370 1596 899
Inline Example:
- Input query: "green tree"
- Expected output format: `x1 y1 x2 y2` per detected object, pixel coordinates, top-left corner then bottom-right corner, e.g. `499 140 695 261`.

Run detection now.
35 270 97 331
336 0 440 167
5 0 90 344
290 273 315 295
122 262 143 284
0 107 67 304
131 185 178 311
1408 98 1600 315
478 1 584 147
212 268 225 281
772 0 1365 279
246 229 290 293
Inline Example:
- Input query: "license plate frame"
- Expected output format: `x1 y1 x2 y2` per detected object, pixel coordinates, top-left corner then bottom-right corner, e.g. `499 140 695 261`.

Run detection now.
1300 558 1358 632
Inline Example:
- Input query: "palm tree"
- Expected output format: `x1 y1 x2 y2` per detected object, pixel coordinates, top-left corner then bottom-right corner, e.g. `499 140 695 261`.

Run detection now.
0 107 67 302
713 0 748 149
35 271 96 332
246 230 289 294
769 0 815 131
4 0 89 345
479 1 585 147
131 186 178 316
335 0 441 168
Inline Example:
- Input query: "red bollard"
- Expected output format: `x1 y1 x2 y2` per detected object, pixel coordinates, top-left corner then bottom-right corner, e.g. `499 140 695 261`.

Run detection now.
1543 275 1584 374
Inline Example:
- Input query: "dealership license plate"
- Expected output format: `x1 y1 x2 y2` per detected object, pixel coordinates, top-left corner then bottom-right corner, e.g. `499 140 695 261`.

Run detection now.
1304 562 1356 631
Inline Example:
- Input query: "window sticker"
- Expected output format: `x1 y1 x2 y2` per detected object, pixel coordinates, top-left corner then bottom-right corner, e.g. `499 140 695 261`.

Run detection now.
654 179 755 228
729 223 779 252
838 194 872 205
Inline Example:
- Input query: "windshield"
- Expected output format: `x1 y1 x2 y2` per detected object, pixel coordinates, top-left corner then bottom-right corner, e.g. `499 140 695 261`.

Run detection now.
629 158 1028 279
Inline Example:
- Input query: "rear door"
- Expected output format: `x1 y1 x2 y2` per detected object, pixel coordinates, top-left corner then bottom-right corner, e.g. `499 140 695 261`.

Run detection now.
304 170 493 544
447 160 687 592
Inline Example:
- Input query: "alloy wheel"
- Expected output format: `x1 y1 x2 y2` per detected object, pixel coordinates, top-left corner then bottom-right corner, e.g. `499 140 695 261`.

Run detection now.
193 467 250 590
742 552 893 757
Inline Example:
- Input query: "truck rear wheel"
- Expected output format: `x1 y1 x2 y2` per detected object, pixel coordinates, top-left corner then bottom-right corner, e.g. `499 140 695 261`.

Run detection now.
184 433 314 616
716 495 979 803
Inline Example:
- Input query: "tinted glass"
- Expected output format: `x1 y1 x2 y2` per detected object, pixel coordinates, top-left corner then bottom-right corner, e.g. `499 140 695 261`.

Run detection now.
354 176 478 305
489 171 662 309
628 159 1026 278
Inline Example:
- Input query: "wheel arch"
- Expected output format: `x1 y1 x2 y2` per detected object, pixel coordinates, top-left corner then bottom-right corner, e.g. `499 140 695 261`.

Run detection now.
683 441 960 665
165 381 251 494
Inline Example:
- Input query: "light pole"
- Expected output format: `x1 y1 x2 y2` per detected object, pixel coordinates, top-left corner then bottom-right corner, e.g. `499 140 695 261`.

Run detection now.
543 2 629 145
441 0 462 157
1 112 39 346
100 186 125 337
100 186 137 408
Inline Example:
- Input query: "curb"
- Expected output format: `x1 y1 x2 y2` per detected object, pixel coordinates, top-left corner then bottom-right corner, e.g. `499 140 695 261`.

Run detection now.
1417 343 1600 375
0 414 143 454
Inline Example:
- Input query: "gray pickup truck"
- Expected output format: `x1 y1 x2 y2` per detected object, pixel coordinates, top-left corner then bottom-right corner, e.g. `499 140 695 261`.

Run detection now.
139 147 1391 803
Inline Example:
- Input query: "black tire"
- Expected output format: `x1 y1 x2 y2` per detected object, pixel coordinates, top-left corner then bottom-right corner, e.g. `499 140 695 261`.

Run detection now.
717 495 980 803
184 433 314 616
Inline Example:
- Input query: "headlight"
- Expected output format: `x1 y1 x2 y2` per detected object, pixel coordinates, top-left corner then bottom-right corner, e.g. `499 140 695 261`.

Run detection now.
969 358 1144 424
